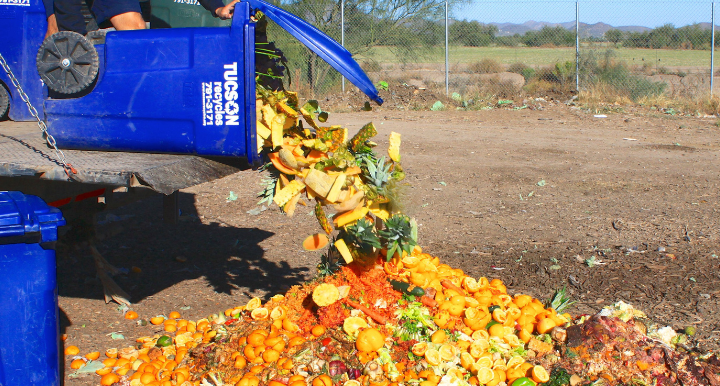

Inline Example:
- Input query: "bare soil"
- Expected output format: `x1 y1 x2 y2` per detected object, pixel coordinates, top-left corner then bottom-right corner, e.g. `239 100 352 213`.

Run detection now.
59 104 720 385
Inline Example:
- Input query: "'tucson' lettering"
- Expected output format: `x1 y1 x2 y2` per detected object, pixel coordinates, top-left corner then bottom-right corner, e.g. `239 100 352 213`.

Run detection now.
223 62 240 126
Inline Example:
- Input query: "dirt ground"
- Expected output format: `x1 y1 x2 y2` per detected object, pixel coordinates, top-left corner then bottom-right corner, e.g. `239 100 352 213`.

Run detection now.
58 103 720 385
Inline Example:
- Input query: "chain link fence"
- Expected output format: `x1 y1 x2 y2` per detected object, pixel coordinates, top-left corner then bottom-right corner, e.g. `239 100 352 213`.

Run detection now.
265 0 720 105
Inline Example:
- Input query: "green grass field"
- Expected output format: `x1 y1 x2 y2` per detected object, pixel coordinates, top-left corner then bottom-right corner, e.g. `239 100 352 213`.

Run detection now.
354 45 715 69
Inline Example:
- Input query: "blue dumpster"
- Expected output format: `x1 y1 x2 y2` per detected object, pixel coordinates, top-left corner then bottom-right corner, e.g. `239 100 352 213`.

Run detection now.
0 191 65 386
1 0 381 162
41 0 382 161
0 0 47 122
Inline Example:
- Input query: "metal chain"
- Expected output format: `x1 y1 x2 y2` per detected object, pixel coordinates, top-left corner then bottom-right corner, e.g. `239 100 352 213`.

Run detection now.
0 52 77 178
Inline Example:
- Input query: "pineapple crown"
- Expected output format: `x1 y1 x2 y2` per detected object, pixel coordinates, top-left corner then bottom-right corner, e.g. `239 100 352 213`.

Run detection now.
364 156 392 188
378 214 418 261
343 218 381 257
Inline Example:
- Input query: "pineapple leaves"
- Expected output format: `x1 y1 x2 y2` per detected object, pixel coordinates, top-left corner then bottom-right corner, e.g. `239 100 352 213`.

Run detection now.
257 162 280 206
378 214 417 261
342 218 381 258
546 285 576 313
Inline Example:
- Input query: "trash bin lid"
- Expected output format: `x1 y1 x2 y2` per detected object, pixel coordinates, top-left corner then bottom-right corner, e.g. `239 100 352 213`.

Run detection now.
0 191 66 243
246 0 384 105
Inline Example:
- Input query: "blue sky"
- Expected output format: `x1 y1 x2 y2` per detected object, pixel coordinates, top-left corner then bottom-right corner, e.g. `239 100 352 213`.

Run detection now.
454 1 716 29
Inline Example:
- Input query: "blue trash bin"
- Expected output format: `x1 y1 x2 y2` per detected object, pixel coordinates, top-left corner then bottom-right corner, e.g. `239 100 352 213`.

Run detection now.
0 191 65 386
0 0 47 122
42 0 382 161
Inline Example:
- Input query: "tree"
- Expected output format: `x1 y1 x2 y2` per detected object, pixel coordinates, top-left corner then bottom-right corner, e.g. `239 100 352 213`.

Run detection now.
604 28 623 44
266 0 468 96
449 20 498 47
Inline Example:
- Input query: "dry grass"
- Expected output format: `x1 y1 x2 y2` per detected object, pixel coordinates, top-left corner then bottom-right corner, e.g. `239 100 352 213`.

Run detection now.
636 93 720 116
468 58 503 74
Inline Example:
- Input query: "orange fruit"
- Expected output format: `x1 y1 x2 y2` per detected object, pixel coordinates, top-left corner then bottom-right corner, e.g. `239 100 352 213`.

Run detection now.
95 367 112 376
535 318 556 334
164 324 177 333
311 325 326 337
288 336 305 347
251 308 269 320
168 311 181 319
270 306 287 320
411 342 428 356
488 323 506 338
356 328 385 352
150 316 165 325
492 309 507 324
70 359 86 369
460 352 475 370
517 329 533 343
430 330 447 344
476 367 495 385
247 333 266 347
531 366 550 383
262 349 280 363
125 311 139 320
282 318 300 332
85 351 100 360
424 349 441 366
100 373 121 386
312 374 332 386
64 346 80 356
141 372 157 385
439 344 456 362
289 375 306 384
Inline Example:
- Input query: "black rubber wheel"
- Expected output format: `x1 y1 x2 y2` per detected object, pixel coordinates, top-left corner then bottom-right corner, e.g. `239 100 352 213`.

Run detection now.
36 31 99 95
0 84 9 120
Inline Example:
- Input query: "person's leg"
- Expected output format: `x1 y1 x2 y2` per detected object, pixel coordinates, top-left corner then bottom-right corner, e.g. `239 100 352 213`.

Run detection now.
91 0 144 31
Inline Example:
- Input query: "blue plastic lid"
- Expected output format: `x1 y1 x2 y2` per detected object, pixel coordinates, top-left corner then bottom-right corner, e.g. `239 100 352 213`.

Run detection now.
246 0 383 105
0 191 66 243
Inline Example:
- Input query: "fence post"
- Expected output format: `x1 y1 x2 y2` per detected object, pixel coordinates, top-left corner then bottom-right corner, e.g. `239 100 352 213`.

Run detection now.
341 0 345 93
712 2 715 96
445 0 449 96
575 0 580 93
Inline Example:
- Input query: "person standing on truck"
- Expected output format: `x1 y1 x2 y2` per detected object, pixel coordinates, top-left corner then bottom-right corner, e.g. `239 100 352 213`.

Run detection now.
49 0 238 34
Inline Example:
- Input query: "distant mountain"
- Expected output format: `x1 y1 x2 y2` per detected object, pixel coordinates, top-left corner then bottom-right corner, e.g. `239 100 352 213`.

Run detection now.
489 20 653 38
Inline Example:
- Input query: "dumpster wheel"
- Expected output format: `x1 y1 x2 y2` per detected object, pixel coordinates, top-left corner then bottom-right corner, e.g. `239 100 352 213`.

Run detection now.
0 83 8 120
36 31 99 95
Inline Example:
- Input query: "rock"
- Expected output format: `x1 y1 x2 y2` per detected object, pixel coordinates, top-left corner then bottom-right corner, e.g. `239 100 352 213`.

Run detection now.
406 79 427 90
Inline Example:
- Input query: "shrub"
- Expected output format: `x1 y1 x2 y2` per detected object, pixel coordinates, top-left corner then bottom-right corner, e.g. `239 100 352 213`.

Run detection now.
468 58 503 74
361 60 382 73
507 62 529 74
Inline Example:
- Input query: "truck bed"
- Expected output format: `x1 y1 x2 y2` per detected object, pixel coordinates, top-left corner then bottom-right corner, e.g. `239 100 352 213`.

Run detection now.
0 121 249 194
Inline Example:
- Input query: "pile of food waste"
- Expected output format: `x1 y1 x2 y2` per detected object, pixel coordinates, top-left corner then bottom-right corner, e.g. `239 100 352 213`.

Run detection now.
68 252 720 386
65 28 719 386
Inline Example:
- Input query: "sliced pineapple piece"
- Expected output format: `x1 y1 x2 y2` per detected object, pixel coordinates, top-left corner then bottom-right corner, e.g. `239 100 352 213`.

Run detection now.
276 101 298 117
326 174 347 203
334 205 369 228
305 169 335 198
388 131 401 162
257 120 271 139
312 283 340 307
270 114 285 149
334 238 354 264
273 180 305 207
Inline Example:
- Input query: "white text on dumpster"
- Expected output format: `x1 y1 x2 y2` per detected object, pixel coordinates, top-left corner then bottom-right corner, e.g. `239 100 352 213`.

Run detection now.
202 62 240 126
